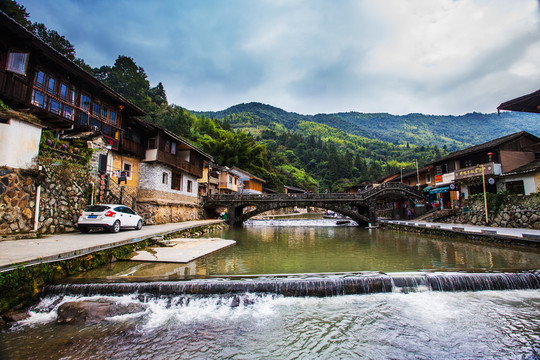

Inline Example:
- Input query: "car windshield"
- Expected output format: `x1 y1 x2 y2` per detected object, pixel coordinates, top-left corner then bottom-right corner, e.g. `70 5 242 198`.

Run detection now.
84 205 110 212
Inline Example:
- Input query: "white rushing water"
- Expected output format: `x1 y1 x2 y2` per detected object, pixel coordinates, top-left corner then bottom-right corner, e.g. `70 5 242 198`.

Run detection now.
3 290 540 360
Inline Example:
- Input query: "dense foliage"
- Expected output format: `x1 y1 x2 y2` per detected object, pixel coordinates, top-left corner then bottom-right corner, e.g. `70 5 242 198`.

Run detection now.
4 0 537 193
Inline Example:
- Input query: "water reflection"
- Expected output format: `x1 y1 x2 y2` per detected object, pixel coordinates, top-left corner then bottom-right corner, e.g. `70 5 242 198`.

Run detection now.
69 224 540 283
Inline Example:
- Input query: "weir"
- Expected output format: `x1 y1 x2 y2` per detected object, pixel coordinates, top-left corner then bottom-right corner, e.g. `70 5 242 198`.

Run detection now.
44 271 540 298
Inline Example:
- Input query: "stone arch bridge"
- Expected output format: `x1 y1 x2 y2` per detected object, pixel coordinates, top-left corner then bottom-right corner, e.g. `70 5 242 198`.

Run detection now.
203 182 426 227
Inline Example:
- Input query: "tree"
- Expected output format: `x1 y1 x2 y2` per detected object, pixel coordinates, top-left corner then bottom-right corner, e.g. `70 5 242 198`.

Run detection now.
94 56 150 109
30 23 76 60
0 0 31 27
149 82 167 106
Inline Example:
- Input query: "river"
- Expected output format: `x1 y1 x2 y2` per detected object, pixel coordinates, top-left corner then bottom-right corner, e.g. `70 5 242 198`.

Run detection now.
1 220 540 359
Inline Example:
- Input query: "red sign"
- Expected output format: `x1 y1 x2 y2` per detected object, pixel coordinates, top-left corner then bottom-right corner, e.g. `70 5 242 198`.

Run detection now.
435 175 443 183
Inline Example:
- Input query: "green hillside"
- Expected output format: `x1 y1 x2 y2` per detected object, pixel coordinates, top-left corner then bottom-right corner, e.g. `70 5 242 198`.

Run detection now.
196 102 539 151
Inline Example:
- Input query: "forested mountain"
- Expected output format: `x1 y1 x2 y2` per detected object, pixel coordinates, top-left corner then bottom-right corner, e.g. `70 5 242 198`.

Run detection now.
196 102 540 152
4 0 537 193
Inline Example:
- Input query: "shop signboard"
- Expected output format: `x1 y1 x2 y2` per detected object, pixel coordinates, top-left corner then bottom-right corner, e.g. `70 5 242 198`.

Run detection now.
454 163 495 180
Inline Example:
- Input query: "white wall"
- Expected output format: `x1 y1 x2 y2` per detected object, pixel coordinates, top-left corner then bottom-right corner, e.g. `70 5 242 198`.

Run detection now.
0 118 41 169
139 162 198 198
501 175 536 195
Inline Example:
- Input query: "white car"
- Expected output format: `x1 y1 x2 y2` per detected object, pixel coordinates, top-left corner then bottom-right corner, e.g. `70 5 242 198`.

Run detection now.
77 204 143 233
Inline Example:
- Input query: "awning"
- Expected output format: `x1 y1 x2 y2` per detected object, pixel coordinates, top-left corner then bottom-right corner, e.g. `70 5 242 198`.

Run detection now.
429 187 449 194
423 186 433 192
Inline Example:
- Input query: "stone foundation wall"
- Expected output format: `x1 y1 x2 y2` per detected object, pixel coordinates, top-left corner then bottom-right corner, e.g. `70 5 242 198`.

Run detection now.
136 201 200 225
38 163 92 234
0 168 38 234
0 163 94 236
438 194 540 229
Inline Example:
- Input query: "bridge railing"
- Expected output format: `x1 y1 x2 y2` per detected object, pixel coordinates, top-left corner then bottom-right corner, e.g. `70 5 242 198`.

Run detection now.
205 182 424 202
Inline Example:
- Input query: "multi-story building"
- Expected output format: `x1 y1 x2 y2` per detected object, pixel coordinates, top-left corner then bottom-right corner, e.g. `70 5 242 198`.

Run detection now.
0 12 212 226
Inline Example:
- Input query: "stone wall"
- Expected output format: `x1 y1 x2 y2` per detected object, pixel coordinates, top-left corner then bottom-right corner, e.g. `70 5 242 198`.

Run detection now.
438 194 540 229
38 162 92 234
136 201 200 225
0 167 38 234
0 162 94 236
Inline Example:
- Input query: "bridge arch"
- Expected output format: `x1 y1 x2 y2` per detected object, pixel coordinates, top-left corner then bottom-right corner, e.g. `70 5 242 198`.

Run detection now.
203 183 426 227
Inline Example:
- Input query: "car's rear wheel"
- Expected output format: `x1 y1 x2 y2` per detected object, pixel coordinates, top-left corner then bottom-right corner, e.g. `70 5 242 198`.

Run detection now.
79 227 90 234
136 220 143 230
110 220 120 233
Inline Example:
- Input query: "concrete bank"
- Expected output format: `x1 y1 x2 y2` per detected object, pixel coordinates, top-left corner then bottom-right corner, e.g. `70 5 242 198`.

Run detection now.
0 220 225 272
380 219 540 247
0 220 226 315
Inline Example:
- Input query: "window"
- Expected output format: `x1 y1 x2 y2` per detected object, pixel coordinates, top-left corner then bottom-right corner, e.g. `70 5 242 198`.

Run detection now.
165 140 171 153
34 71 46 88
426 173 431 184
187 180 193 193
80 93 90 111
63 105 74 120
91 117 100 129
101 106 108 119
229 175 233 184
171 142 176 154
59 83 69 100
148 138 157 149
49 99 61 115
506 180 525 195
109 110 117 125
6 52 29 75
441 164 448 174
172 172 182 190
102 123 111 136
47 77 56 94
465 159 472 168
234 178 238 185
93 102 101 116
78 112 88 126
122 162 132 180
162 172 168 185
32 90 46 108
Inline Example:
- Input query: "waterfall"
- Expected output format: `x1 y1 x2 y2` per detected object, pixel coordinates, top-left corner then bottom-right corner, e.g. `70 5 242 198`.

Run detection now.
44 272 540 298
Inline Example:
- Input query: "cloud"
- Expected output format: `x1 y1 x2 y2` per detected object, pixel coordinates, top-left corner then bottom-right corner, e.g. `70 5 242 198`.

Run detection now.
19 0 540 115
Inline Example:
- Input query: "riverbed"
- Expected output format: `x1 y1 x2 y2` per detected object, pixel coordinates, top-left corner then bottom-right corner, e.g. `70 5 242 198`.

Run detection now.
1 221 539 359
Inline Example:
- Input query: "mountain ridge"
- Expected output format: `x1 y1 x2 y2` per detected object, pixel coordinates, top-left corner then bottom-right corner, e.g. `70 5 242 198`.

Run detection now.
193 102 539 151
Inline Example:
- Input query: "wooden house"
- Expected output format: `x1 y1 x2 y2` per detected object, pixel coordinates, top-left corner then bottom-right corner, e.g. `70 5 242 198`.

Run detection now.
230 167 265 194
0 12 145 148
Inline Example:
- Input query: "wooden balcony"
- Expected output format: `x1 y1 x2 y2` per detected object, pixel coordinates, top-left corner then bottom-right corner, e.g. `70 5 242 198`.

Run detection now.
121 138 146 157
145 149 203 177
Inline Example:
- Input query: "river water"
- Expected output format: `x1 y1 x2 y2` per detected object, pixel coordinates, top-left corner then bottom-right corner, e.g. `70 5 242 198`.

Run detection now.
2 220 540 359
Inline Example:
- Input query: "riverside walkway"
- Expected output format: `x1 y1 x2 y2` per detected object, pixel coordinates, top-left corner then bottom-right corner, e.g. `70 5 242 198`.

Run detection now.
380 219 540 245
0 219 224 272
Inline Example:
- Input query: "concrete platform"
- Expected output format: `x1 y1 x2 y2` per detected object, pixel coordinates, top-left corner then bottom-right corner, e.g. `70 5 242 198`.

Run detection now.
0 220 225 272
380 219 540 245
128 238 236 263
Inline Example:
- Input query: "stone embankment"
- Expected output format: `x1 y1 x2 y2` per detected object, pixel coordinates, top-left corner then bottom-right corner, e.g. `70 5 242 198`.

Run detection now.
437 194 540 229
0 164 91 236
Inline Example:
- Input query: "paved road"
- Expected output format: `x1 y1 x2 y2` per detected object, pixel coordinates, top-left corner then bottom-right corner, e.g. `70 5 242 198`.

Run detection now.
380 219 540 242
0 220 224 271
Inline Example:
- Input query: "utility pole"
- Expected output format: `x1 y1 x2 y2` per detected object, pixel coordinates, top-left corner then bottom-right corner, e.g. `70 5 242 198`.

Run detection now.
414 159 420 190
481 164 489 224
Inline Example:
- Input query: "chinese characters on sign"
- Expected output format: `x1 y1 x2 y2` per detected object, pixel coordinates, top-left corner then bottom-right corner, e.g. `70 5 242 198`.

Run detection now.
454 163 494 180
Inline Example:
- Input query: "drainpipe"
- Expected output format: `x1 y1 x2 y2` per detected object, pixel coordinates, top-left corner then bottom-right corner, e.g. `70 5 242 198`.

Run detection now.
33 165 42 232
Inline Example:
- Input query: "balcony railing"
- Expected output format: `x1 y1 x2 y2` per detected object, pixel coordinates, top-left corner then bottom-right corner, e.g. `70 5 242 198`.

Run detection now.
144 149 203 177
121 138 146 157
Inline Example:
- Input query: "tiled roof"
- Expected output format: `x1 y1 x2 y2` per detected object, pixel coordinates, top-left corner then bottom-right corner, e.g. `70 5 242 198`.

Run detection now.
427 131 539 165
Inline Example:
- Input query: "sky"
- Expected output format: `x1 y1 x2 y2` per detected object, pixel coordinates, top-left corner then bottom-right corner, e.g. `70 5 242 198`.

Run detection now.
18 0 540 115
